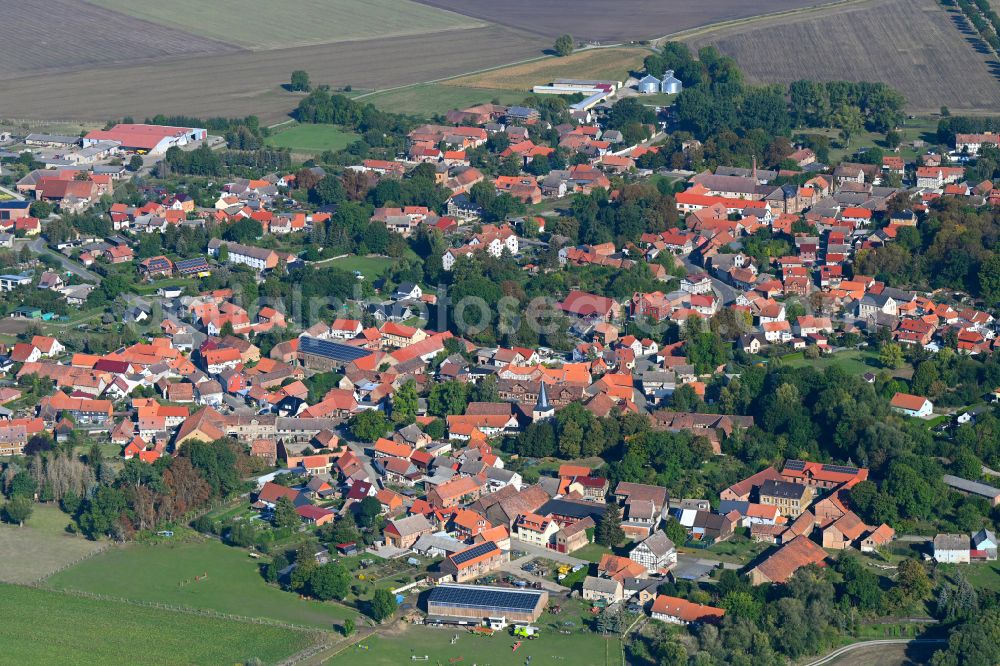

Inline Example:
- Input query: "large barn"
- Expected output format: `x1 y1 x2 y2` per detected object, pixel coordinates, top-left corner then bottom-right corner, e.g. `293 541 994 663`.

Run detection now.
82 123 206 155
426 584 548 624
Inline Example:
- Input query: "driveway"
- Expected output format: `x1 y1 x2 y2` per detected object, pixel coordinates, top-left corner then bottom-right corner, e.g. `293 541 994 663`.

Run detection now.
19 237 102 284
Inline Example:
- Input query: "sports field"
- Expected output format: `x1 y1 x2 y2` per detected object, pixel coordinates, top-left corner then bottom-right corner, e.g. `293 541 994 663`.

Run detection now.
364 84 527 117
328 619 625 665
0 584 315 665
0 504 106 583
88 0 484 50
266 123 360 153
46 538 357 630
445 47 647 91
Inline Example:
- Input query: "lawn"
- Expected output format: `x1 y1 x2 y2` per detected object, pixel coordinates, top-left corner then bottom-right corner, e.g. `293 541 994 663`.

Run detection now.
0 584 315 665
265 123 360 154
328 605 625 665
324 254 394 279
444 47 649 91
46 538 358 630
89 0 483 50
948 559 1000 592
0 503 107 583
363 83 528 118
779 349 883 377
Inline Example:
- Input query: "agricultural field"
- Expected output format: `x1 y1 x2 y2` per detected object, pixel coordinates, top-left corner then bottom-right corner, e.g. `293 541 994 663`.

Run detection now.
0 0 237 79
0 584 314 665
328 607 625 666
46 538 358 630
688 0 1000 114
412 0 841 41
265 123 360 154
445 47 648 91
0 26 547 123
0 504 107 584
363 84 527 117
88 0 484 51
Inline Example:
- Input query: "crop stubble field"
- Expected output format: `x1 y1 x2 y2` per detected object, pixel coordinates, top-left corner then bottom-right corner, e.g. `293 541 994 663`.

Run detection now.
687 0 1000 114
0 25 548 123
87 0 485 50
412 0 843 41
444 47 648 90
0 0 238 79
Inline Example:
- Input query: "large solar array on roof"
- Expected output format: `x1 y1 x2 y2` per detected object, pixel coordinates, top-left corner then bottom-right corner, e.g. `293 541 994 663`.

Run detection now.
299 336 372 362
429 584 543 612
821 464 859 474
175 257 210 274
784 460 806 471
450 541 498 566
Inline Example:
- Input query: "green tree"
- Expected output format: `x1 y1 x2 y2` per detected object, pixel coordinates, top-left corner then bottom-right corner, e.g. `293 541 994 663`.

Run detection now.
310 562 350 601
272 496 300 529
878 342 903 370
979 253 1000 303
311 175 345 206
128 155 144 171
596 501 625 547
558 420 583 458
428 381 468 417
554 34 574 57
357 495 382 529
349 410 388 442
662 517 687 547
30 200 53 218
289 70 312 92
342 617 355 636
2 496 33 526
391 379 418 425
369 588 397 622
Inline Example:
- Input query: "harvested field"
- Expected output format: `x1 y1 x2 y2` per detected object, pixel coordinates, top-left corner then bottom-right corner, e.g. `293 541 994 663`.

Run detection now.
0 26 547 124
413 0 841 41
88 0 484 50
0 0 237 79
688 0 1000 114
444 47 648 90
363 84 527 117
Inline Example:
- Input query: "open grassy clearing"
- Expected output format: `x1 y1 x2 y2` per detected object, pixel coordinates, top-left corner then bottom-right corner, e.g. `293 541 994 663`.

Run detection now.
0 584 313 665
445 47 648 91
327 605 625 665
324 255 395 279
0 26 547 123
0 0 237 80
778 349 884 376
413 0 842 41
46 538 357 630
364 84 528 117
88 0 484 51
0 504 106 583
265 123 360 153
688 0 1000 114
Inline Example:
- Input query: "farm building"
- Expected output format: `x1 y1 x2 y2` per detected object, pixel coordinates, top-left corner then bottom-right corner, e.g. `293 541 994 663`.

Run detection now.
426 584 548 624
661 70 682 94
637 74 660 94
82 123 206 155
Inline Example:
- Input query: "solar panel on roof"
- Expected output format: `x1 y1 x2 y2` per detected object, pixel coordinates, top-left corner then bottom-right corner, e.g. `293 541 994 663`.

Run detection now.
784 460 806 471
299 336 372 362
821 464 859 474
450 541 498 566
428 585 542 612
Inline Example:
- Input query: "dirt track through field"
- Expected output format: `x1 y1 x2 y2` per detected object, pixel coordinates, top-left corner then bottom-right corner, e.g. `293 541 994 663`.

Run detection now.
0 0 239 79
0 26 548 123
412 0 843 41
688 0 1000 113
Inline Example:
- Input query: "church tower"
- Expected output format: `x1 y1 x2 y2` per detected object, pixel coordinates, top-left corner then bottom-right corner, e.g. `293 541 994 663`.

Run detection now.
532 381 555 422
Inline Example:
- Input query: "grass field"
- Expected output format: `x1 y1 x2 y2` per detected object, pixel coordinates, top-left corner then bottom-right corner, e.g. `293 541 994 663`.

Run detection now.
778 349 883 376
0 584 314 665
364 83 528 117
46 538 358 630
88 0 484 50
325 255 395 279
688 0 1000 114
266 123 360 153
0 504 106 583
328 609 625 665
445 47 648 91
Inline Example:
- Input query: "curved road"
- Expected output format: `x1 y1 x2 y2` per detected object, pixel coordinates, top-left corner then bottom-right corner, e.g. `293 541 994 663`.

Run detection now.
802 638 946 666
19 236 102 283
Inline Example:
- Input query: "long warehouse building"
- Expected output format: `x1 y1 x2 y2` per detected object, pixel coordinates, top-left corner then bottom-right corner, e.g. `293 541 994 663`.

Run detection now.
426 583 548 624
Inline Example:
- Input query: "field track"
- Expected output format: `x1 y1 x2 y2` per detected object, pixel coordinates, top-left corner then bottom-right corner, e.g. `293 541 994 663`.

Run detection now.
687 0 1000 114
0 26 548 123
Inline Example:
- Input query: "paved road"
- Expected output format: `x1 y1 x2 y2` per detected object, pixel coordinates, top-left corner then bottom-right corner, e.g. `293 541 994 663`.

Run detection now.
801 638 946 666
19 237 102 283
681 254 738 305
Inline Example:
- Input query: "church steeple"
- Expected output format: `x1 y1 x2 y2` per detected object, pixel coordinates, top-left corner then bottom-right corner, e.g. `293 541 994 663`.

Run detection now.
532 381 554 421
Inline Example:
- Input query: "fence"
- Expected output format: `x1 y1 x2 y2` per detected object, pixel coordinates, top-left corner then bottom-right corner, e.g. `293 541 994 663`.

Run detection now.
32 541 113 585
